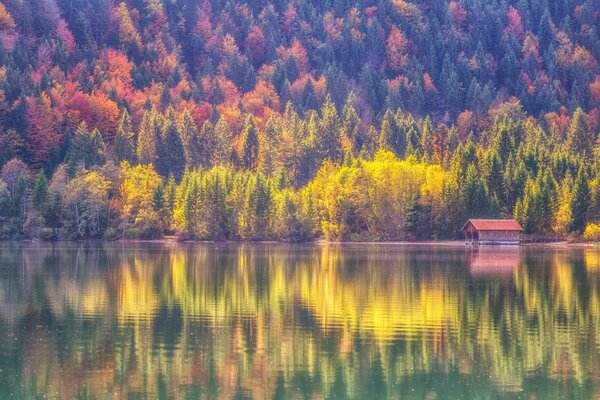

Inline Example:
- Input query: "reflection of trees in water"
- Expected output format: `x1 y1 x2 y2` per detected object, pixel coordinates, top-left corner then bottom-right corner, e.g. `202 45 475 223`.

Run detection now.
0 243 599 398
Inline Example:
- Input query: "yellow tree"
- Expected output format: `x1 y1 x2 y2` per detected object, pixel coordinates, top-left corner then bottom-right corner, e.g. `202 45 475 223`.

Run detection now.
119 162 163 238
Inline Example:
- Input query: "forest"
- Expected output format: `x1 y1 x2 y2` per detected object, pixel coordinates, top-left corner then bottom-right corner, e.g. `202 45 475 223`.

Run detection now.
0 0 598 240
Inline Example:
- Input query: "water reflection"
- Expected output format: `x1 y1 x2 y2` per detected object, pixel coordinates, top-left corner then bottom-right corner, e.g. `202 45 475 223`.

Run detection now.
0 242 599 399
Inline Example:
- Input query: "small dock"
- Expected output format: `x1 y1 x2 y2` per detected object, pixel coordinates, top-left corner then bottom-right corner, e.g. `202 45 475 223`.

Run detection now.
519 234 563 245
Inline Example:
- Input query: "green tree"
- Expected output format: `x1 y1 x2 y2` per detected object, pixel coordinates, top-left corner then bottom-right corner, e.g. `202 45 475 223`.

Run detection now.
157 122 185 179
567 108 592 158
68 122 105 170
463 165 496 218
177 109 199 167
213 117 233 166
379 109 405 157
569 167 590 233
137 109 159 165
240 115 259 170
32 170 48 212
340 92 362 156
111 110 136 163
316 96 341 163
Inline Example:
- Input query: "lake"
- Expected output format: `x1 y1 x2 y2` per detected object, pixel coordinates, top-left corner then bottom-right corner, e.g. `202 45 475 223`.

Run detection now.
0 242 599 399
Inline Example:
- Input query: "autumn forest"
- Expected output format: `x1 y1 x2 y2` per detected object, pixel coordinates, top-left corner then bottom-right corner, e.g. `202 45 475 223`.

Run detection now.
0 0 599 241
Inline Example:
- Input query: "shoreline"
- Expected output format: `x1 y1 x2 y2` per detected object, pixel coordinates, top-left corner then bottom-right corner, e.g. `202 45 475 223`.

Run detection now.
7 238 599 249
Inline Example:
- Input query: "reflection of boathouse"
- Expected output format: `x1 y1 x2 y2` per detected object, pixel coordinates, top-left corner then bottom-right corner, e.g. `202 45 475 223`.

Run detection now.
468 247 521 277
461 219 523 245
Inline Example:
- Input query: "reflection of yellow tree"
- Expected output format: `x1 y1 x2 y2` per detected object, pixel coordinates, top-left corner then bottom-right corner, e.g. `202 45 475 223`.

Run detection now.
1 243 600 399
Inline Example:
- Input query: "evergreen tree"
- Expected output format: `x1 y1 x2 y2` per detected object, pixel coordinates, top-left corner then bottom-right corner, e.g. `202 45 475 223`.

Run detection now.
137 109 158 165
340 92 362 156
156 123 185 179
420 117 434 161
68 122 105 170
567 108 592 158
316 96 342 162
463 165 494 218
112 110 136 164
213 117 233 166
240 115 259 170
404 193 423 240
379 109 405 157
569 167 590 233
203 172 228 239
197 120 216 168
183 177 200 237
178 109 199 167
32 170 48 212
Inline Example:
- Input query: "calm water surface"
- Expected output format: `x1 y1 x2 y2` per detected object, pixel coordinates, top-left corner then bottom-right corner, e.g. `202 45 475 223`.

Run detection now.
0 242 599 399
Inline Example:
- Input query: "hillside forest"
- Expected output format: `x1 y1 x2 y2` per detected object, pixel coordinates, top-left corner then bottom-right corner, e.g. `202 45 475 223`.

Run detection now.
0 0 599 241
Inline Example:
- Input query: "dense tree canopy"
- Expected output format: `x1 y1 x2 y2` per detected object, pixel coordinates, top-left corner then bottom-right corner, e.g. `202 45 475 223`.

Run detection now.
0 0 598 240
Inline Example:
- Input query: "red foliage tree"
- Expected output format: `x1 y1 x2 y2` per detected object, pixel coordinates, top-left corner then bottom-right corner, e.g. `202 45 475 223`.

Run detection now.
55 20 76 55
504 6 524 40
245 26 267 66
590 76 600 105
26 94 63 167
386 25 409 72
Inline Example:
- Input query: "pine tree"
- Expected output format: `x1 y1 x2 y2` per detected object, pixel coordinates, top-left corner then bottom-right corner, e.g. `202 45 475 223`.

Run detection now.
404 193 423 240
197 120 216 168
316 96 341 162
569 167 589 233
137 109 158 165
32 170 48 212
537 8 554 49
183 177 200 237
240 115 259 170
340 92 362 156
204 172 228 239
68 122 105 170
486 151 504 201
163 174 177 226
112 110 136 164
157 123 185 179
258 116 280 176
420 116 434 161
463 164 493 218
379 109 404 156
567 108 592 158
178 109 199 167
494 120 515 164
213 117 233 166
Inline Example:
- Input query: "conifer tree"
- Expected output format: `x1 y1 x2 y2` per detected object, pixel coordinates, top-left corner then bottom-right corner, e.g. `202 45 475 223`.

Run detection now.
316 96 341 162
213 117 233 166
112 110 136 164
203 172 228 239
569 167 590 233
32 170 48 212
567 108 592 158
197 120 216 168
137 109 158 165
463 165 493 218
163 175 177 226
178 109 199 167
240 115 259 170
258 116 280 176
183 177 200 237
420 117 434 161
157 123 185 180
340 92 362 156
379 109 404 156
68 122 105 170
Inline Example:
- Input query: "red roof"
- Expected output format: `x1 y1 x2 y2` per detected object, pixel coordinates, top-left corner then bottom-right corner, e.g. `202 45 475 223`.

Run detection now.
461 219 523 232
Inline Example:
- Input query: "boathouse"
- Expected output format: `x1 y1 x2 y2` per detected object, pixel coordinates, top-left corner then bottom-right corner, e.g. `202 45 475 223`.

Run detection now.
461 219 523 245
